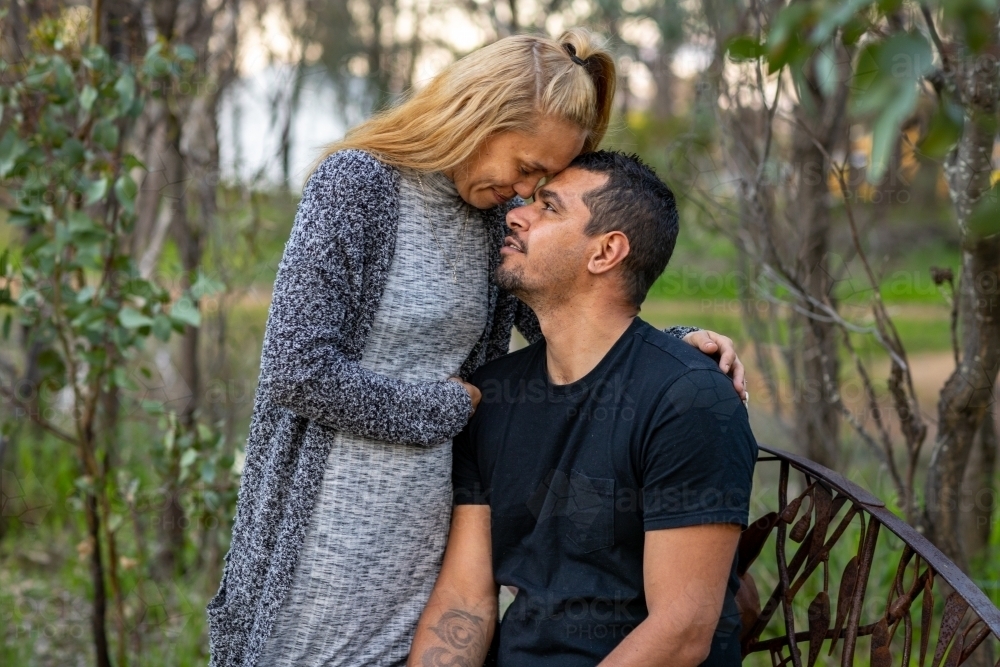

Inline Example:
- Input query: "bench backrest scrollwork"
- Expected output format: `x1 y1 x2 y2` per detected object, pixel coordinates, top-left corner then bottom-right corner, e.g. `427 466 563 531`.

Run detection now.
738 445 1000 666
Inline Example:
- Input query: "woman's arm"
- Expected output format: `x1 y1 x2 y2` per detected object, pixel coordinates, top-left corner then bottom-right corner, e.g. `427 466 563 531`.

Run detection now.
258 151 472 447
514 301 746 396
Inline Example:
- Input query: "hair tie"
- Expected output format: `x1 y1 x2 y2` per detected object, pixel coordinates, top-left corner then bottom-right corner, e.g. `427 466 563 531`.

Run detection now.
563 42 586 67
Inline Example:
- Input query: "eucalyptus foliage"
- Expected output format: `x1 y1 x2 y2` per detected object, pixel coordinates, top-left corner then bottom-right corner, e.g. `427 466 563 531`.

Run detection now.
0 27 210 667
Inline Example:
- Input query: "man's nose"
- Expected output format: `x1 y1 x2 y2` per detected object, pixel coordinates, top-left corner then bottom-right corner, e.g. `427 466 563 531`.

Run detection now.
506 206 530 230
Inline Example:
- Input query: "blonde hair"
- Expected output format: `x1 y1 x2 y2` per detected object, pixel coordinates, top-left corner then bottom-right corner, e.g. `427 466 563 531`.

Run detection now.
311 29 616 177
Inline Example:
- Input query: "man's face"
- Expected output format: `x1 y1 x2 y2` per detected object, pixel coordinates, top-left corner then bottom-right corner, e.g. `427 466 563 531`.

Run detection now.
495 167 610 303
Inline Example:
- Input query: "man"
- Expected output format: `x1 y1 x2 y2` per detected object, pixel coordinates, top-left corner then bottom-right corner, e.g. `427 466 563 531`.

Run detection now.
408 151 757 667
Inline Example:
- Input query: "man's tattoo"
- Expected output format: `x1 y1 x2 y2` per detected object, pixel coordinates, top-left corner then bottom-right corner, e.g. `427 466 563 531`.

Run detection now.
421 609 488 667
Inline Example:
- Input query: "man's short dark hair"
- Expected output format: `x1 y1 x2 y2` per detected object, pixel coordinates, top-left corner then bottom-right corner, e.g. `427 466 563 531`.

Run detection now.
569 151 679 308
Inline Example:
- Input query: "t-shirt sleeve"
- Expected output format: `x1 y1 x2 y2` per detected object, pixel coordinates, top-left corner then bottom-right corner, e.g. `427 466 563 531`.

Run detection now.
640 367 758 532
452 421 489 505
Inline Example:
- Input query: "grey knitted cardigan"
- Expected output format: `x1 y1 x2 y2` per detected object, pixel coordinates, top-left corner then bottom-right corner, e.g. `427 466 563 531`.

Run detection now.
206 149 699 667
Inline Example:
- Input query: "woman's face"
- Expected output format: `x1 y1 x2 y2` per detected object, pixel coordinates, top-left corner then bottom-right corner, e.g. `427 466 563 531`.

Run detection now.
447 115 588 210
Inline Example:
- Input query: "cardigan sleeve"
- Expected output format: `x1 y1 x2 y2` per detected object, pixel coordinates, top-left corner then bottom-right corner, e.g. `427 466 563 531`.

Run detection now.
513 299 701 344
257 151 472 447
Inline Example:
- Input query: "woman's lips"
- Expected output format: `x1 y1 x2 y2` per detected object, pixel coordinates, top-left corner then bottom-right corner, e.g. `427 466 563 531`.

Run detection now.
492 188 510 204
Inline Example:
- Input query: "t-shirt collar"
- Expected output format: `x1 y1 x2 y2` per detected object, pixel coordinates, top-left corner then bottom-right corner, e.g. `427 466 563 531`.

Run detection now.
543 317 645 397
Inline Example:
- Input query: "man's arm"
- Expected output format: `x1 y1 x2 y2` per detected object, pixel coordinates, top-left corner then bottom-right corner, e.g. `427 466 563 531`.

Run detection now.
409 505 497 667
599 523 741 667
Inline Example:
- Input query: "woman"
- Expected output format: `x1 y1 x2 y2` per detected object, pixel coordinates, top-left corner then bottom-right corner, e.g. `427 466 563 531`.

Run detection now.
208 29 745 667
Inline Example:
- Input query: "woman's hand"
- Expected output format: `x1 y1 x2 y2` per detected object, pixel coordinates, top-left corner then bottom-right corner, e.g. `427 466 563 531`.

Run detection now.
450 378 482 414
682 330 746 400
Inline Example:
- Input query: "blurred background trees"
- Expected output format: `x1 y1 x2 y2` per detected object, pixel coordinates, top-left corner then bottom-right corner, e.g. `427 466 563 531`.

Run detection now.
1 0 998 665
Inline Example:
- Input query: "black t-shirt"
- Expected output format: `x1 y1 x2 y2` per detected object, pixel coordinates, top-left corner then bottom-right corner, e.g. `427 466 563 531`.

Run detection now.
453 317 757 667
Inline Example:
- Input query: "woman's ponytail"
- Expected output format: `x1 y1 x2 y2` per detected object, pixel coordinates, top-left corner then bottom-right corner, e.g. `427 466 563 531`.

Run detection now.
557 28 617 152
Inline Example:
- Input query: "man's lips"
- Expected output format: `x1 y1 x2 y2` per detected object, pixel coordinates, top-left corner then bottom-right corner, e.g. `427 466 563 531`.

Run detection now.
501 235 525 253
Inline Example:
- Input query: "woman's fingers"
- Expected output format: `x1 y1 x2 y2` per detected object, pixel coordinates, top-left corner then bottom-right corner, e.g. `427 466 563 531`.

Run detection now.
729 355 746 399
450 377 482 413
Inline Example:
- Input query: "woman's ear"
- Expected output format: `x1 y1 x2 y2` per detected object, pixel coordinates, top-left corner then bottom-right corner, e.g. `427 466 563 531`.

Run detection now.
587 231 630 275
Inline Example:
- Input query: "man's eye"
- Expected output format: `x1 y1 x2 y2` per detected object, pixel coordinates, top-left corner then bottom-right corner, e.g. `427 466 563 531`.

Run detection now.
543 202 555 211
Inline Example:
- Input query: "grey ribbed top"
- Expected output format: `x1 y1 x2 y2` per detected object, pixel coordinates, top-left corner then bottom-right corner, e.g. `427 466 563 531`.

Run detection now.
257 169 489 667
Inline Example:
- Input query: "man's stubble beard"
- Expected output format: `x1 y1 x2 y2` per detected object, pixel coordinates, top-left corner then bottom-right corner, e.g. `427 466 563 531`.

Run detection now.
495 255 575 313
494 261 528 299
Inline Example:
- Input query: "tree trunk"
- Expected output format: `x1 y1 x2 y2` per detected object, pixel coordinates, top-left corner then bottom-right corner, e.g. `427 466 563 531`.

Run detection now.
776 42 850 468
155 108 196 577
925 43 1000 567
926 232 1000 568
85 490 113 667
970 402 997 555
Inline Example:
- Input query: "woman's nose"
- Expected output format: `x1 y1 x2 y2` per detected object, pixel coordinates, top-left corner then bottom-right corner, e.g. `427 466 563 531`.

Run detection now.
513 177 540 199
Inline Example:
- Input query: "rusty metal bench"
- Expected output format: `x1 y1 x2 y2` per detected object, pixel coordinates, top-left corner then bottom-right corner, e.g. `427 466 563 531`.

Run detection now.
738 445 1000 666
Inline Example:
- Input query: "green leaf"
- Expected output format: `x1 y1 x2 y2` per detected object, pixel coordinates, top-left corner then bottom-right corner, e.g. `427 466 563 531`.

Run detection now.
119 307 154 329
114 174 138 214
91 119 119 151
152 313 172 341
68 210 96 233
968 184 1000 240
850 33 934 181
197 423 213 442
180 448 198 468
76 285 95 303
174 44 197 62
80 84 98 112
811 0 874 46
918 99 964 158
766 3 813 71
815 46 839 98
57 138 86 166
143 53 172 79
122 154 147 171
841 16 869 46
145 41 164 58
170 299 201 327
726 36 764 61
114 72 136 114
82 45 110 71
869 82 917 181
84 177 109 205
191 271 224 299
0 128 27 178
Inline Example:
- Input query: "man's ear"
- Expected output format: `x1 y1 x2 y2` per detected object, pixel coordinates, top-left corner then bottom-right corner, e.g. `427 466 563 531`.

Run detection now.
587 231 630 275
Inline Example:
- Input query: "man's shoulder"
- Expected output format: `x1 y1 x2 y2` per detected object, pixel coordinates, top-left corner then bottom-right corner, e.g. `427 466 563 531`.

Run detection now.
630 321 745 416
631 319 719 375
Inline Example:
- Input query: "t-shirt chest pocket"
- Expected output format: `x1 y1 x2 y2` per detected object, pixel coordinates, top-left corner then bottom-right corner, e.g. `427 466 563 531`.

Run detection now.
525 469 615 553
